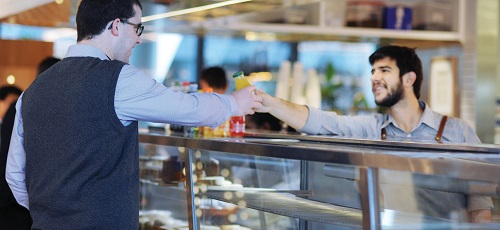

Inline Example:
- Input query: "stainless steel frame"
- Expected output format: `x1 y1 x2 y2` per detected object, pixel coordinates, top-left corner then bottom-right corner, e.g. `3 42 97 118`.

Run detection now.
139 132 500 229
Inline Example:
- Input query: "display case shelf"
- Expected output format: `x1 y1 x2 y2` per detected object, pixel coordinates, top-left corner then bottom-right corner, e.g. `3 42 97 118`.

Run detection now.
204 190 363 228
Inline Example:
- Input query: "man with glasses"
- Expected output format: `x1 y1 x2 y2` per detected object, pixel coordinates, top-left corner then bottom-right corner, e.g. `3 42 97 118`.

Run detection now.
5 0 262 229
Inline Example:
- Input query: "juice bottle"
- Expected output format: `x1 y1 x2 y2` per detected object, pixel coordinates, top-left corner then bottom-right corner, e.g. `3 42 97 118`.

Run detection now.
230 71 251 138
213 119 230 137
233 71 252 90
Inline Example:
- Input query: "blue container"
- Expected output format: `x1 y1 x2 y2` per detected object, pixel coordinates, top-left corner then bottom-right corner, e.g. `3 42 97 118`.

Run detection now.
383 6 412 30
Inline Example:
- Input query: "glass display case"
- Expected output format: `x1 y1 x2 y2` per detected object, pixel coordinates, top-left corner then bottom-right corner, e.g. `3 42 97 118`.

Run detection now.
138 132 500 230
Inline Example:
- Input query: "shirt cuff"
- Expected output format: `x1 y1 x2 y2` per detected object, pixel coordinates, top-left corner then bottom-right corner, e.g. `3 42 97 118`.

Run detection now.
467 195 494 212
297 106 323 134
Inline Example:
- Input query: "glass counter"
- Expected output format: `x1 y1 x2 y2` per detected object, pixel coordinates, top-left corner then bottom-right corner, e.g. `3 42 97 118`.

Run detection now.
138 132 500 230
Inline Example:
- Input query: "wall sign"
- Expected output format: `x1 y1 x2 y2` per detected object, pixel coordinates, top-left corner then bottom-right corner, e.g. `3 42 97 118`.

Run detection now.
428 57 458 117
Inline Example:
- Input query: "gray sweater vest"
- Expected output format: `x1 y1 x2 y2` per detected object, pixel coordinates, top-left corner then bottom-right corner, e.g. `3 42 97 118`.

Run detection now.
22 57 139 229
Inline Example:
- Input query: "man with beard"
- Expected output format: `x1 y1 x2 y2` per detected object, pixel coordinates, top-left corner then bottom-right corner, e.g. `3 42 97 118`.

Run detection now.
254 45 492 223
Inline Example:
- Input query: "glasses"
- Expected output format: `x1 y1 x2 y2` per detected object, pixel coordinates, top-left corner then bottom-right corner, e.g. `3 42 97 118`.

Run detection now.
122 19 144 36
107 19 144 36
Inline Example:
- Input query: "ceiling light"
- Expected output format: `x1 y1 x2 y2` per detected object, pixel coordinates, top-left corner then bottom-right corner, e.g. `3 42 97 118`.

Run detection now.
245 32 276 41
248 72 272 82
6 75 16 85
142 0 252 22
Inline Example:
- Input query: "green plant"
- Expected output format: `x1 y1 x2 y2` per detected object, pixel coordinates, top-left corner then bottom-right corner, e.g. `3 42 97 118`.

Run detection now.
321 62 343 110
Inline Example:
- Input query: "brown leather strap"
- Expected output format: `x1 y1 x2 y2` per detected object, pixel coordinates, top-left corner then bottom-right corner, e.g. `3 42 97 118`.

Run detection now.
381 115 448 142
435 115 448 143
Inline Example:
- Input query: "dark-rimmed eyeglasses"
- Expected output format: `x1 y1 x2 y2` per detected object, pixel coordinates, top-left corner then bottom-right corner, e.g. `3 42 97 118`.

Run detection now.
108 18 144 36
122 19 144 36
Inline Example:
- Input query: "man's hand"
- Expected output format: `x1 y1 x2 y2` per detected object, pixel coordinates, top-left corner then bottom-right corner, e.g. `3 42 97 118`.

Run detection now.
252 90 309 130
252 90 277 114
230 85 263 116
469 209 492 223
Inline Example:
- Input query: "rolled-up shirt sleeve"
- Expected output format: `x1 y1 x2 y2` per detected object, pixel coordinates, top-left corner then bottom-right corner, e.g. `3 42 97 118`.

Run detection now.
5 97 29 209
298 106 382 139
114 65 238 127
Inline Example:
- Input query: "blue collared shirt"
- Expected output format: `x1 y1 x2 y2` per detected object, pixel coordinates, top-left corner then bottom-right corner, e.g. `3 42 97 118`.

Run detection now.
299 101 493 214
6 44 238 209
300 101 481 144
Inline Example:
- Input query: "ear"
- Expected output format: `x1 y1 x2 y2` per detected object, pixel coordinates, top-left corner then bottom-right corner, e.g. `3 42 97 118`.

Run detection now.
110 18 121 36
403 71 416 88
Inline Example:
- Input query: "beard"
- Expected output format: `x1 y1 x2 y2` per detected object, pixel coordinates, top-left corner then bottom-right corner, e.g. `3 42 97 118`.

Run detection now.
375 81 404 107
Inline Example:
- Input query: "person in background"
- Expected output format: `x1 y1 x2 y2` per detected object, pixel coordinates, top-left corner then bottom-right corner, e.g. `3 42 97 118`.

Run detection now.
198 66 231 137
254 45 492 223
200 66 229 94
5 0 262 229
36 57 61 76
0 86 22 125
0 57 60 229
0 85 25 229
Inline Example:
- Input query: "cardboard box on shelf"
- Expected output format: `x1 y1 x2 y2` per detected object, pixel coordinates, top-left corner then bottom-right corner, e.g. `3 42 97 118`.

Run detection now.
413 0 452 31
345 0 385 28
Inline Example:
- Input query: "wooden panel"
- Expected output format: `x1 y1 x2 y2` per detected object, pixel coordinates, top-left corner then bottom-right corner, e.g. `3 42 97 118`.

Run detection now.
0 40 53 90
0 67 36 91
0 1 72 27
0 40 53 66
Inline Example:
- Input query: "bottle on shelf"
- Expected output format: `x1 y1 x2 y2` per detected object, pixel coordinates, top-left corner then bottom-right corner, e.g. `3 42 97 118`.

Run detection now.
230 71 251 138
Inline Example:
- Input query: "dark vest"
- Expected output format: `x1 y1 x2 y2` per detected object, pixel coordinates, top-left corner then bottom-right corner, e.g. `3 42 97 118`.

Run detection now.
22 57 139 229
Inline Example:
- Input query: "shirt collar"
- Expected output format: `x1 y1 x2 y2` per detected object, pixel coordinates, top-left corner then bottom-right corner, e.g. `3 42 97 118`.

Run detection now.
381 100 441 131
65 44 110 61
419 101 442 131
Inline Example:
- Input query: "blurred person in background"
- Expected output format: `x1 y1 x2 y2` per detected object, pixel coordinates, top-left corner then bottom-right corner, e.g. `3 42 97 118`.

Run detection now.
0 86 22 125
200 66 229 94
0 85 24 229
36 57 61 77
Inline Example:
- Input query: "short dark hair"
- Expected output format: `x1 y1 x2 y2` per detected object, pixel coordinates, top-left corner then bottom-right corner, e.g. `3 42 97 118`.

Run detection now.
76 0 142 42
0 86 22 100
200 66 228 91
369 45 423 99
37 57 61 75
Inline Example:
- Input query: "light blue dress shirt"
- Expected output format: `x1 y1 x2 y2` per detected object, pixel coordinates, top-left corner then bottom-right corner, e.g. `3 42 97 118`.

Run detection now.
300 101 481 144
6 44 238 209
299 101 493 214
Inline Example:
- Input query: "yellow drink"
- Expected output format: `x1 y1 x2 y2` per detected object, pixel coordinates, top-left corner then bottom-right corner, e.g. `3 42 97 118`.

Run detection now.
233 71 252 90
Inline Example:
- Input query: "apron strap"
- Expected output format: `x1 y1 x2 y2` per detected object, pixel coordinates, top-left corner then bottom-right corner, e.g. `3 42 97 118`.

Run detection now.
435 115 448 143
381 115 448 143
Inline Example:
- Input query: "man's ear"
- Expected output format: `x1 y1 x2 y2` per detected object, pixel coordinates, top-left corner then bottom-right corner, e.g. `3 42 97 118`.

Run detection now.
110 19 121 36
403 71 416 87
